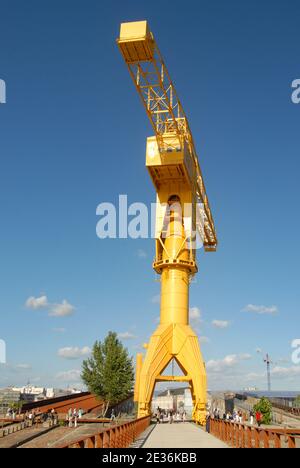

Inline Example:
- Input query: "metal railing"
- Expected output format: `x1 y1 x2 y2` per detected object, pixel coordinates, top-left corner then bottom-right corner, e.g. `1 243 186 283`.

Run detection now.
210 419 300 448
57 416 151 448
271 402 300 417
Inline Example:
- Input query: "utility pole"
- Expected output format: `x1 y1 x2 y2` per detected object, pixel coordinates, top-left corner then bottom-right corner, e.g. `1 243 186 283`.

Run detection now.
264 354 272 392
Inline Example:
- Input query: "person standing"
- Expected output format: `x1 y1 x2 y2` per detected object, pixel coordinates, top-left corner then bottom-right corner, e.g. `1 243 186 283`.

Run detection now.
256 410 262 427
68 408 73 428
250 410 254 425
110 409 116 423
205 411 211 433
74 409 78 428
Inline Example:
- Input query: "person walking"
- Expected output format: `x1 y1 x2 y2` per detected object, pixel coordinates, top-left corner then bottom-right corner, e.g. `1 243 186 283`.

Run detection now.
73 409 78 428
250 410 254 426
205 411 211 433
68 408 73 428
110 409 116 423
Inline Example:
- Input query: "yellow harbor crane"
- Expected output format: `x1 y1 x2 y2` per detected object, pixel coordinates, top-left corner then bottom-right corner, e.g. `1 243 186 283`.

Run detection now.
117 21 217 425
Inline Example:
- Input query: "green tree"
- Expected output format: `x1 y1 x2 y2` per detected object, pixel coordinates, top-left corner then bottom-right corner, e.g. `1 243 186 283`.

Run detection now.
294 395 300 408
253 397 272 425
9 401 24 412
81 331 134 415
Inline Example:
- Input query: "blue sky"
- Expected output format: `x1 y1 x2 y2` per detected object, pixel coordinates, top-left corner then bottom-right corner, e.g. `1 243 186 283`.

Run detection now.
0 0 299 391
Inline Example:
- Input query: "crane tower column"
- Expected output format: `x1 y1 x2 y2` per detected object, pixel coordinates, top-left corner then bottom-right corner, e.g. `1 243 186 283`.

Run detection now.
117 21 217 426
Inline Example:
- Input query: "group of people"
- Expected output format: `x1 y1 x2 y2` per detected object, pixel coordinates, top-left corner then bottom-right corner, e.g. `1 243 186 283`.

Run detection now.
5 407 18 419
154 407 187 424
65 407 84 428
6 406 84 428
206 408 264 433
24 408 58 426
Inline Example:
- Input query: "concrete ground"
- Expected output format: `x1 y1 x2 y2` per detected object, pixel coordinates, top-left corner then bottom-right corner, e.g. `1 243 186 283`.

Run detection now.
0 425 53 448
142 422 229 448
18 423 108 448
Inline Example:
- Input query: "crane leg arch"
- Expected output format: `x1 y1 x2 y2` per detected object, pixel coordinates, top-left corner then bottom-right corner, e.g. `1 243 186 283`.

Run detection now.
135 199 207 425
136 323 207 425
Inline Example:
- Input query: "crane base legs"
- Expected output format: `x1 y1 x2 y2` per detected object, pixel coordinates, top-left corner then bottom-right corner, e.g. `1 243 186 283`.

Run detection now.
136 323 207 425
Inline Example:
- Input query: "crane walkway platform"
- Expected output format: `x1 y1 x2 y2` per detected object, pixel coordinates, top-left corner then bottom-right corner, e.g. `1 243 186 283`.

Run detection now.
141 423 229 448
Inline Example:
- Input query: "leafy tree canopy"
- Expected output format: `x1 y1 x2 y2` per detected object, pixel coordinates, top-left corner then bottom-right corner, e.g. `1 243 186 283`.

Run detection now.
253 397 272 425
81 331 134 406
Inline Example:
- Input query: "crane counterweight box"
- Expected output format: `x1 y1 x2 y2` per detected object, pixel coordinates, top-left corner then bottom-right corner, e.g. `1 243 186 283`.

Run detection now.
118 21 154 63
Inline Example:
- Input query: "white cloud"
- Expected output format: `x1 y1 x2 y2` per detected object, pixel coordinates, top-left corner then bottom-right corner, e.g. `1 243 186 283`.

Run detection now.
151 295 160 304
277 357 290 364
117 332 137 340
190 307 202 323
207 354 239 372
212 320 229 329
207 353 251 373
25 295 48 310
271 366 300 379
239 353 252 360
256 348 262 354
25 295 75 318
55 369 81 382
243 304 278 315
31 376 41 383
49 300 75 317
58 346 91 359
137 249 147 258
53 328 66 333
199 336 210 344
15 364 32 370
245 371 265 381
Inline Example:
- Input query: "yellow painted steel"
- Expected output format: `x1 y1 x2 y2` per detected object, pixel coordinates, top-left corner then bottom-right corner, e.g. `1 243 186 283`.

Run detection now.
133 353 143 402
117 21 217 425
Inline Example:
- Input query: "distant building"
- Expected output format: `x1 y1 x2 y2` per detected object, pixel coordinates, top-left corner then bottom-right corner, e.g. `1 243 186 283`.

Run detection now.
12 385 46 402
151 387 193 417
51 388 82 398
0 388 21 411
46 388 55 399
0 385 83 410
243 390 300 408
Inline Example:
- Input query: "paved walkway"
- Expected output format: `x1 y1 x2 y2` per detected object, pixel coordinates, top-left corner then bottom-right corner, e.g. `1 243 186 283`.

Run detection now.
142 423 229 448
